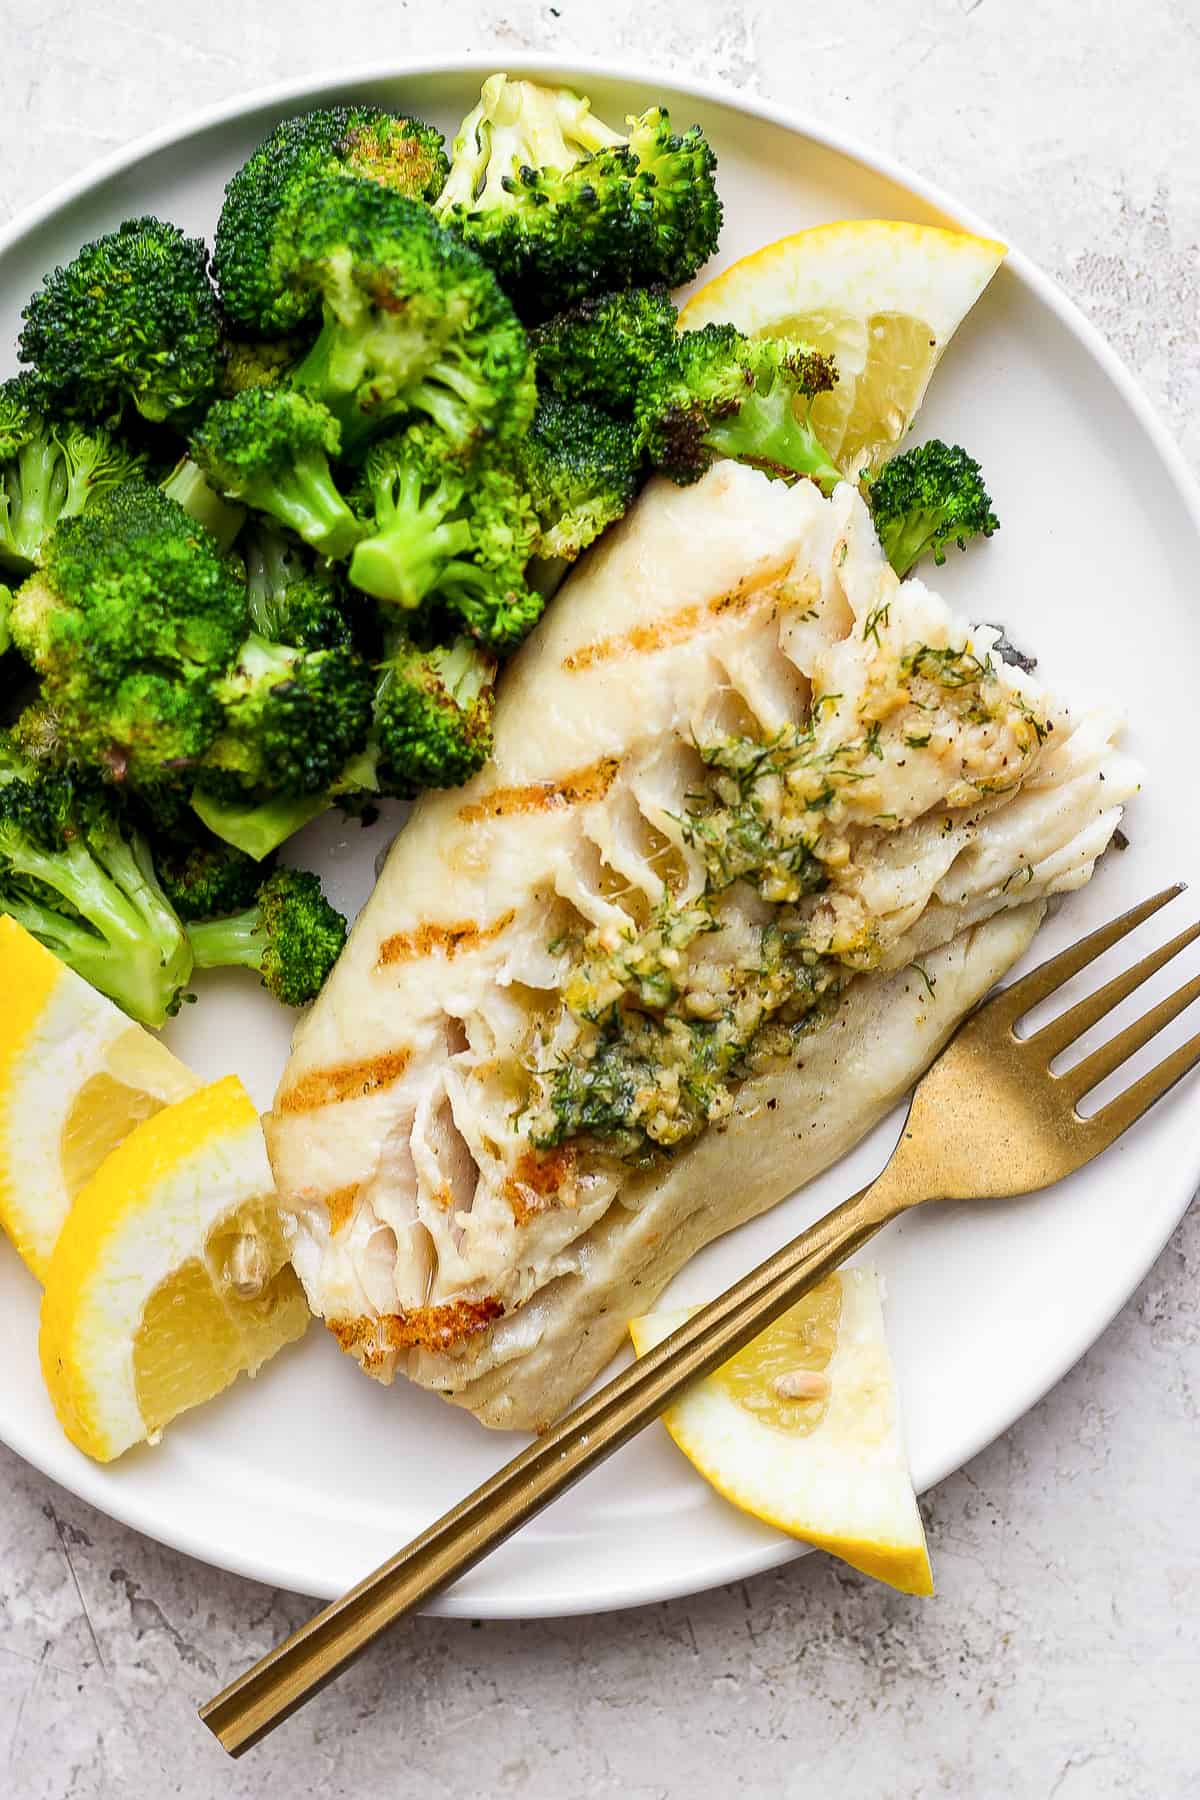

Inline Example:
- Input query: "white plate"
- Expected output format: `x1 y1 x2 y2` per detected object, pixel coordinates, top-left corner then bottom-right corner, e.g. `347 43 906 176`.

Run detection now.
2 57 1198 1619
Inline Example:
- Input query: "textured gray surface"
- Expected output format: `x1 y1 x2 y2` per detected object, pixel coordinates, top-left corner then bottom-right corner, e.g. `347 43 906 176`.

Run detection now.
2 6 1199 1795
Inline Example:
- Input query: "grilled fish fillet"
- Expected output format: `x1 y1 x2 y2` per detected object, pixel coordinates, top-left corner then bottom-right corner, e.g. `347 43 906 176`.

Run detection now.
267 464 1137 1430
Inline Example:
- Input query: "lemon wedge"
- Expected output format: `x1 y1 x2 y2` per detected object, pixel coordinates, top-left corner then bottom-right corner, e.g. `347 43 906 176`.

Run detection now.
679 219 1007 474
629 1269 932 1596
39 1074 309 1462
0 916 198 1279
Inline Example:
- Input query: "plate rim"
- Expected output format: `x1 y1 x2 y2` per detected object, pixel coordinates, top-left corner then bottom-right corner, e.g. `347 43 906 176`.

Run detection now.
2 52 1198 1617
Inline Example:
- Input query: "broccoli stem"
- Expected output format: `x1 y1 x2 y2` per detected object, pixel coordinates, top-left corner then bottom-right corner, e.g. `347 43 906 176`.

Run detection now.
243 527 303 638
879 513 944 579
187 907 266 973
228 632 298 690
185 865 346 1006
703 389 844 492
1 436 70 569
59 442 106 520
253 452 364 559
290 298 373 446
349 464 474 606
161 457 246 552
350 517 473 605
0 826 191 1026
408 352 498 450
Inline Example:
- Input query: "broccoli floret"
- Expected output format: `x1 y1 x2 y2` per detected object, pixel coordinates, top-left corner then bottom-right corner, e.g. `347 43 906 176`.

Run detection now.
348 426 543 649
195 629 373 802
214 107 448 334
865 440 1000 578
123 770 197 839
515 393 641 562
0 583 34 727
188 731 401 861
276 175 535 456
19 217 223 427
435 76 722 318
191 388 364 559
219 330 312 397
0 376 146 572
152 823 266 921
0 387 25 461
241 522 354 648
9 479 247 787
186 865 346 1006
374 629 496 791
531 286 678 408
159 456 246 553
0 743 192 1025
635 325 842 489
348 429 474 610
9 697 69 771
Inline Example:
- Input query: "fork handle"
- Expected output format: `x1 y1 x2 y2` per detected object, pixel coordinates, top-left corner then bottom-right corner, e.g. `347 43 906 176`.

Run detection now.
201 1178 902 1755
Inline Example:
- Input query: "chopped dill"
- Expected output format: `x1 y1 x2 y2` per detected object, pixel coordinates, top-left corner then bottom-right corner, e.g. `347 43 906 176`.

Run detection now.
862 602 891 645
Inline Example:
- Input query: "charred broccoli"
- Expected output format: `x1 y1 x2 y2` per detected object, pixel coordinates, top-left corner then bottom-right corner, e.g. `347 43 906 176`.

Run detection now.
374 629 496 791
214 106 448 334
19 217 223 427
531 286 678 408
277 175 535 455
195 629 373 803
515 393 641 562
865 439 999 578
635 325 842 489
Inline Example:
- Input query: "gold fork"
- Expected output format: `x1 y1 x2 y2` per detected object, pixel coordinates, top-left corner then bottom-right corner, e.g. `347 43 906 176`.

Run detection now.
202 885 1200 1755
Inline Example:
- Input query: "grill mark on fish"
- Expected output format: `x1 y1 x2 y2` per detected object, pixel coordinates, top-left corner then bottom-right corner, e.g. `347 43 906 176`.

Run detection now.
377 909 516 967
457 757 619 823
276 1048 411 1114
329 1297 504 1363
504 1145 576 1225
322 1184 360 1234
561 571 786 672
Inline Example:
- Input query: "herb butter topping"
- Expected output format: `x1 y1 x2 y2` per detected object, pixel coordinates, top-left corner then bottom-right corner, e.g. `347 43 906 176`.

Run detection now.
526 605 1052 1159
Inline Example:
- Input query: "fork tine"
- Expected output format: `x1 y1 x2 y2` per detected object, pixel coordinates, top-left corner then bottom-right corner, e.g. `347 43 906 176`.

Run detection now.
992 885 1185 1027
1062 969 1200 1104
1082 1022 1200 1151
1031 919 1200 1060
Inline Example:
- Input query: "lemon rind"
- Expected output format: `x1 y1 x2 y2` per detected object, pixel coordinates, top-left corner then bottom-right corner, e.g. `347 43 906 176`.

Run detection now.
629 1271 932 1596
680 219 1008 338
0 919 196 1279
39 1076 276 1460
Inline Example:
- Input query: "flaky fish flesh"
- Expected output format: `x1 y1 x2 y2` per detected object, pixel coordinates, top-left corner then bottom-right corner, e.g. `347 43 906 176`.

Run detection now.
266 463 1137 1430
